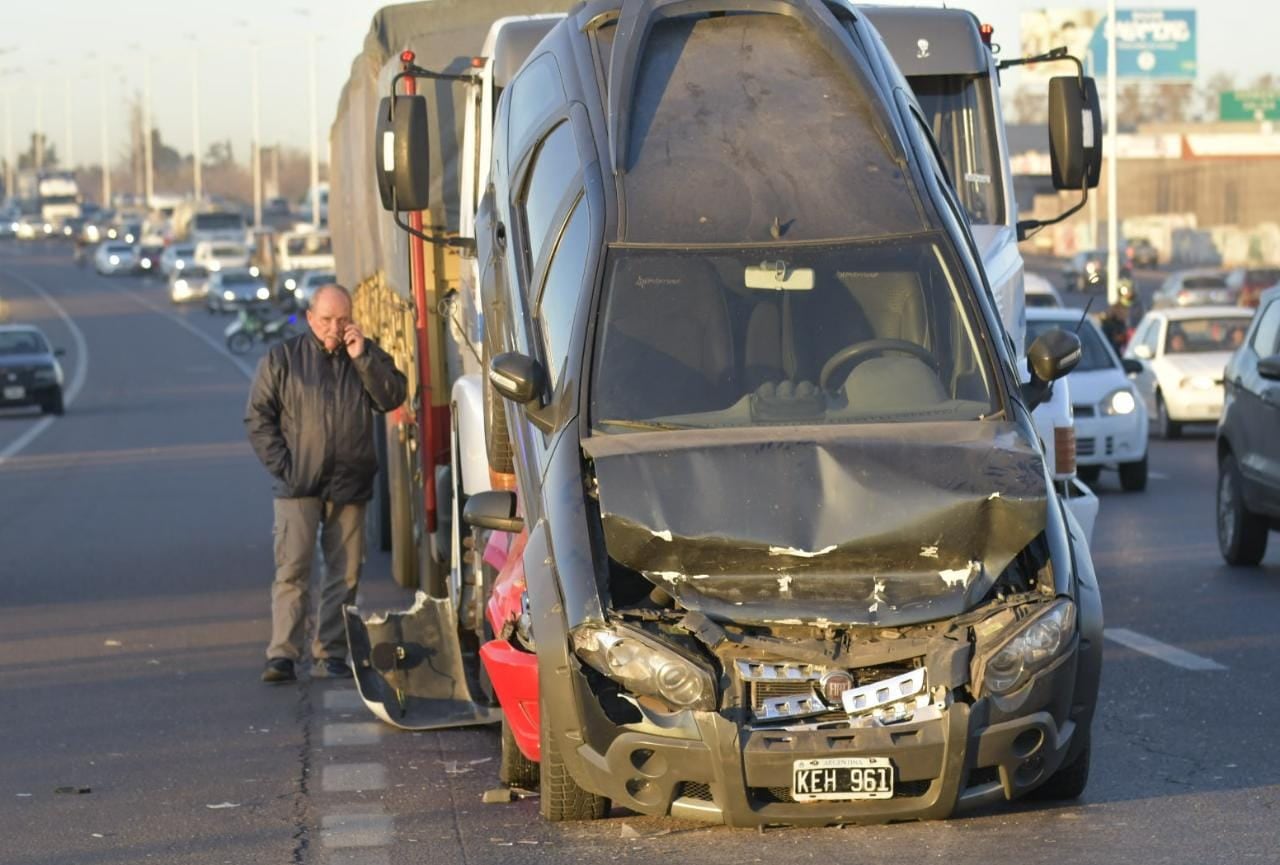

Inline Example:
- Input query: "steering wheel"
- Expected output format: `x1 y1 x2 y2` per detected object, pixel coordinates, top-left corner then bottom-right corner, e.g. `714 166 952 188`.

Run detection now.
818 338 940 392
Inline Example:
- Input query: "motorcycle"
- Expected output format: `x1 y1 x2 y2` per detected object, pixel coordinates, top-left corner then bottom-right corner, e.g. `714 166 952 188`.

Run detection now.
224 307 302 354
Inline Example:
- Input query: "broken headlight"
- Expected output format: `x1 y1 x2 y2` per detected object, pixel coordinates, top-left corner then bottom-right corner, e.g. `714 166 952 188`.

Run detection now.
572 624 716 711
981 600 1076 695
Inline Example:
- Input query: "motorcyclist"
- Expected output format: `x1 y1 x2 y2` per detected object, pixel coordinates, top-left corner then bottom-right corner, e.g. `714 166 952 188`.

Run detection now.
1099 273 1141 356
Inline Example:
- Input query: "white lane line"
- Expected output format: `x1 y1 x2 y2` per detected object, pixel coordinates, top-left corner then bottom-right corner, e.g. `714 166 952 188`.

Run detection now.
321 763 387 792
106 280 257 380
0 270 91 466
320 807 394 848
322 690 366 712
322 722 384 747
323 850 390 865
1148 471 1170 480
1105 627 1228 671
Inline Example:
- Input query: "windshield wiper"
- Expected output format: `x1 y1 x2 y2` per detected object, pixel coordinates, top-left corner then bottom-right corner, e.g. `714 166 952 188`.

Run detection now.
595 418 692 432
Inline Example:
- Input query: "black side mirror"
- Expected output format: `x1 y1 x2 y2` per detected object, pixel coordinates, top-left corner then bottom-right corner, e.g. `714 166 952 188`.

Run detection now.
1028 329 1083 383
1121 358 1144 376
462 490 523 533
54 348 67 357
374 95 431 212
1048 76 1102 191
1258 355 1280 381
489 352 545 405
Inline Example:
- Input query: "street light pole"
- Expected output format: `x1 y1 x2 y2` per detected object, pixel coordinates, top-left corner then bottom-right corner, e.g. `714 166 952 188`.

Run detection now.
309 33 320 226
190 37 202 201
143 55 154 208
99 63 111 206
251 43 262 229
1105 0 1120 305
64 75 73 170
3 88 12 199
35 84 43 172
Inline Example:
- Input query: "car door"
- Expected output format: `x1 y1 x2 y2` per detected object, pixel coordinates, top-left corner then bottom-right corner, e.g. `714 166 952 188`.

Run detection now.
1236 299 1280 514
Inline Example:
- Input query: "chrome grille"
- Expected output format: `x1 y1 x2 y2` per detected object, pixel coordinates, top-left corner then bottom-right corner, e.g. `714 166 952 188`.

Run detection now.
1076 437 1096 457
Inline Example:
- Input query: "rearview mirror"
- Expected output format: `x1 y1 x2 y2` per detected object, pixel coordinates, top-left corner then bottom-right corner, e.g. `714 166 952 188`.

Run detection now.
374 95 431 212
1121 358 1144 375
1048 76 1102 191
1259 355 1280 381
463 490 523 533
744 262 814 291
489 352 545 405
1027 329 1082 383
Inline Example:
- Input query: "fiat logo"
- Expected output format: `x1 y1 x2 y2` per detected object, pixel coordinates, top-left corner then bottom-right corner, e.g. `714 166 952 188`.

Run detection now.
819 670 854 705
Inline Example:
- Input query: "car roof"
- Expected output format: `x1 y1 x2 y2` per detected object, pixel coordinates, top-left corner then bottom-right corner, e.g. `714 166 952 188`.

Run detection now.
0 324 46 336
1150 305 1252 320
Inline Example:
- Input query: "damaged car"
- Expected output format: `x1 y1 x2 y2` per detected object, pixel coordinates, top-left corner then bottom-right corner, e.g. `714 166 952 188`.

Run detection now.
359 0 1104 828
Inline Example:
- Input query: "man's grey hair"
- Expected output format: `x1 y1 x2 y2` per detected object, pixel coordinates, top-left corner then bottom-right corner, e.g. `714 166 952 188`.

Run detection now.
312 282 353 306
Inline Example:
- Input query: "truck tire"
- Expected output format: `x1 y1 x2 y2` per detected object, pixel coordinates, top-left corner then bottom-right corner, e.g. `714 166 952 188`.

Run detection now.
1218 453 1268 566
499 715 540 789
482 346 515 475
539 697 609 822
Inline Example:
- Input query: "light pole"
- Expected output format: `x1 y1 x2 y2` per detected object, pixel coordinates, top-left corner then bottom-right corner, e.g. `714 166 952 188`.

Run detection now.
0 67 18 199
99 62 112 207
187 34 202 201
35 82 43 172
1105 0 1120 305
251 42 262 229
143 54 154 208
64 74 73 170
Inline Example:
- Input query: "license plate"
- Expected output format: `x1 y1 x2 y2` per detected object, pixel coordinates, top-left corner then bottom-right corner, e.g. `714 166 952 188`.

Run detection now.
3 385 25 400
792 757 894 801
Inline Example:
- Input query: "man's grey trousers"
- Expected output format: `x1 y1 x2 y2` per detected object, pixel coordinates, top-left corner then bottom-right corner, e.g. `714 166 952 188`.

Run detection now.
268 497 366 662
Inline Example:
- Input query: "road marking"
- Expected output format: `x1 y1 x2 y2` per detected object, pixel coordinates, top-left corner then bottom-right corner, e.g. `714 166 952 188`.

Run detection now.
1105 627 1228 671
321 763 387 792
323 850 390 865
322 722 384 747
322 690 366 712
320 807 394 848
0 270 90 467
1148 471 1170 480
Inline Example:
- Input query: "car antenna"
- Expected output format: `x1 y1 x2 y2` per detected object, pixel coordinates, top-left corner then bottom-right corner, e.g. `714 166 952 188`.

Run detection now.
1075 296 1096 334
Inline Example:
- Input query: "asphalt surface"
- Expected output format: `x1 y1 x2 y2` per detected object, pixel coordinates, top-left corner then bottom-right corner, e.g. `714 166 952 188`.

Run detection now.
1 242 1277 865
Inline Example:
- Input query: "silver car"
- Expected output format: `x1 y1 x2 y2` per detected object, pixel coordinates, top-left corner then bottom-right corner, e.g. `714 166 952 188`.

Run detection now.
169 266 212 304
1151 270 1235 309
206 269 271 314
94 242 139 275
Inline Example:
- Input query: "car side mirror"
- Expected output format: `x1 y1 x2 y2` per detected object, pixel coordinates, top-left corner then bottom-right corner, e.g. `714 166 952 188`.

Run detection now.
462 490 523 533
54 348 67 357
1121 358 1143 375
1132 344 1154 360
489 352 546 405
374 95 431 212
1048 76 1102 191
1027 329 1082 383
1259 355 1280 381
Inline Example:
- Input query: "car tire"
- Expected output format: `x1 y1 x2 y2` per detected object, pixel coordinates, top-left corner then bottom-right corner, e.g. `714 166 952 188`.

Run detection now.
1118 455 1148 492
1076 465 1101 485
500 715 540 789
227 332 254 355
1028 733 1091 801
1155 392 1182 440
40 388 65 417
539 697 609 822
1217 453 1268 566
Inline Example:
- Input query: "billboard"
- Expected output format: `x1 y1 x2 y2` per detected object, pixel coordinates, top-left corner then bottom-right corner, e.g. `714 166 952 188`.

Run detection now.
1019 9 1197 80
1220 91 1280 122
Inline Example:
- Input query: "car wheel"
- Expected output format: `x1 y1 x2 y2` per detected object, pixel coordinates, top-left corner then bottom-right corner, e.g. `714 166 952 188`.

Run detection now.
1028 732 1091 801
1155 392 1182 440
1217 453 1268 566
499 715 540 789
40 388 65 417
227 332 254 355
539 697 609 822
1076 465 1101 485
1119 455 1148 492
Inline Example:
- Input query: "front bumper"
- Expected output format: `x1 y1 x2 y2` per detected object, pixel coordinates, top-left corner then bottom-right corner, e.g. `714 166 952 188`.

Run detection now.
1165 385 1224 423
1075 412 1147 466
556 642 1083 827
0 382 58 408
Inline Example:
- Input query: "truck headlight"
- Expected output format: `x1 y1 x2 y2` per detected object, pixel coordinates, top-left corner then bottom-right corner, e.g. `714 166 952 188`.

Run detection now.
980 600 1076 695
572 624 716 710
1180 375 1215 391
1103 388 1136 416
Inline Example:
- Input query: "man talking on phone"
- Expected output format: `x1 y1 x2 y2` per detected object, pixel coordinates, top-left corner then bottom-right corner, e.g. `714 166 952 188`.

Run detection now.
245 283 407 683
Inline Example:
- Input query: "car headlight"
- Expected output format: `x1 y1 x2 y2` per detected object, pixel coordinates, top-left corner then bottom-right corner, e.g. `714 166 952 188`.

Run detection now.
209 261 221 271
174 280 189 292
1180 375 1216 391
223 290 235 301
572 624 716 710
1103 388 1137 416
8 222 17 231
285 278 297 290
124 233 135 243
33 367 58 382
256 287 270 300
107 228 118 239
141 259 151 269
63 226 73 236
249 266 260 277
109 255 120 265
175 260 185 270
980 600 1076 695
86 226 99 240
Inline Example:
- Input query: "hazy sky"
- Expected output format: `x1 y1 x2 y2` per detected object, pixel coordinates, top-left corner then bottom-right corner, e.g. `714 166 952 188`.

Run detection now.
0 0 1271 172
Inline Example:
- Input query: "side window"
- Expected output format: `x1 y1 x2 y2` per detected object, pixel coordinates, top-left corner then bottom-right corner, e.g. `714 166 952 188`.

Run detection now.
1145 320 1164 355
1252 300 1280 356
519 122 580 269
535 196 590 390
506 54 564 156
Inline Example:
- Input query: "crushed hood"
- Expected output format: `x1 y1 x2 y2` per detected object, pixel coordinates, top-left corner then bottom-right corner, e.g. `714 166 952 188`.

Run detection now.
582 422 1048 628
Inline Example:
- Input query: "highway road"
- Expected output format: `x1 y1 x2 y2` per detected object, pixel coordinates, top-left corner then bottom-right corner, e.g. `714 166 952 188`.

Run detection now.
1 240 1277 865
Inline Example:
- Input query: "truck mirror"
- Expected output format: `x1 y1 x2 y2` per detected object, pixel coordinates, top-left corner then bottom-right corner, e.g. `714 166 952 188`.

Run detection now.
1028 329 1083 383
489 352 546 405
463 490 523 533
1047 76 1102 191
374 95 431 212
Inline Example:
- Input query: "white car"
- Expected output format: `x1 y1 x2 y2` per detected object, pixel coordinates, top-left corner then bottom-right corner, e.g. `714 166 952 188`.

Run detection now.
1027 308 1149 491
1025 272 1064 308
206 269 271 313
160 243 197 276
169 266 212 304
193 240 252 273
293 270 336 310
94 242 139 275
1125 306 1255 438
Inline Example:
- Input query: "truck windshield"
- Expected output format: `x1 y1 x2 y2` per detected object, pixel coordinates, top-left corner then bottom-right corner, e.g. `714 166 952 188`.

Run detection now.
909 74 1005 226
590 235 998 432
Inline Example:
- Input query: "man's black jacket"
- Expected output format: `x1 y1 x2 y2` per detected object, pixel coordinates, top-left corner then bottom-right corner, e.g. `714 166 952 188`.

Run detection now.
245 332 407 503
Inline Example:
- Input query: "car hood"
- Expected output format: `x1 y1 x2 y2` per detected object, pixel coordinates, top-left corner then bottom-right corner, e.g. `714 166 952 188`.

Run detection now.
1154 352 1232 380
1067 368 1131 404
0 353 55 368
581 422 1048 628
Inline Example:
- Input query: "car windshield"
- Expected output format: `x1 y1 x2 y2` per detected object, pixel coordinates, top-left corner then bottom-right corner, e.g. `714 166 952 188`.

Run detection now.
1244 268 1280 287
1025 293 1059 308
212 246 243 257
1183 275 1227 290
1163 318 1250 354
174 245 195 256
909 74 1005 226
194 213 244 231
590 234 998 432
181 267 209 278
106 244 133 253
0 331 49 355
307 273 335 285
222 273 259 286
1026 319 1115 372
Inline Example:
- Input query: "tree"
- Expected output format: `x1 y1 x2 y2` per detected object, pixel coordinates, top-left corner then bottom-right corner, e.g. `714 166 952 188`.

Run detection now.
1006 84 1047 125
151 129 183 175
205 140 235 168
17 132 58 172
1198 71 1237 122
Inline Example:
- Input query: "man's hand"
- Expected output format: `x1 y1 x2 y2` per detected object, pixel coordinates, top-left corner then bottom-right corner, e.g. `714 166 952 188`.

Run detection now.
343 323 366 359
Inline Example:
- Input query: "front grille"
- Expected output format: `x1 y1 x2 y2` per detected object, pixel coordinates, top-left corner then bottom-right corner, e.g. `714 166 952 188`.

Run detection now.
967 766 1001 788
1076 437 1096 457
677 781 714 802
1073 404 1096 418
736 658 924 726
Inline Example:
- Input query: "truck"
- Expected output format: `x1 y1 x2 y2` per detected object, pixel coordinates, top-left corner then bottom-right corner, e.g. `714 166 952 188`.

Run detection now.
16 170 81 231
333 0 1105 827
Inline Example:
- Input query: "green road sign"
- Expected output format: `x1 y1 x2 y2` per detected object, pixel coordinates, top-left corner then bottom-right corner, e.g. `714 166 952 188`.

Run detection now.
1220 90 1280 122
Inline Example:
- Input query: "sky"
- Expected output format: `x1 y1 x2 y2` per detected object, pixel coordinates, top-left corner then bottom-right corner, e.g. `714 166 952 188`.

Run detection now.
0 0 1272 172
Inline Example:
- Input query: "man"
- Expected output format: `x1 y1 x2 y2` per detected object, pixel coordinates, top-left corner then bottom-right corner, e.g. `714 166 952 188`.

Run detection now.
245 283 407 683
1099 279 1141 357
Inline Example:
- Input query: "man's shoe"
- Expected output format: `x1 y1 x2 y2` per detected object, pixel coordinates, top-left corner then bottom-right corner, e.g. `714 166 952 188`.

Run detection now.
261 658 296 684
314 657 353 679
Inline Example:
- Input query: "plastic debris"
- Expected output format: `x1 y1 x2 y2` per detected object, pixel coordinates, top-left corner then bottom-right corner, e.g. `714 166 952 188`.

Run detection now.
468 757 492 765
16 793 32 798
620 825 641 839
205 802 241 810
55 786 91 795
482 788 514 804
439 760 472 775
103 640 123 647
